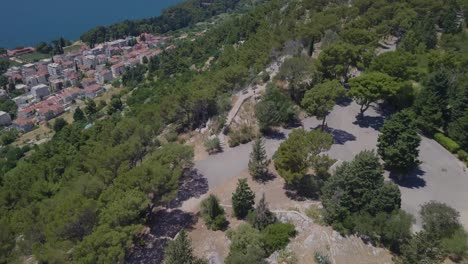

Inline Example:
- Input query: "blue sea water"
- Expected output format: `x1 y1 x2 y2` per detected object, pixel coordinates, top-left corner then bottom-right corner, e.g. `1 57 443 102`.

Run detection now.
0 0 184 49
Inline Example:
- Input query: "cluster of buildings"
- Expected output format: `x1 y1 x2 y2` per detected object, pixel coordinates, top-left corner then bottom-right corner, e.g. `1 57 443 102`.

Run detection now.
1 33 175 132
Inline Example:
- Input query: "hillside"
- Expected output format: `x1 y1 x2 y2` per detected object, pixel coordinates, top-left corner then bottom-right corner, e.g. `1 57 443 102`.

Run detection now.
1 0 468 264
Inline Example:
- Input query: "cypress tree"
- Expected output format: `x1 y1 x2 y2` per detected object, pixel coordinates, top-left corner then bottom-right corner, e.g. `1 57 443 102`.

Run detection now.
232 179 255 219
248 138 269 180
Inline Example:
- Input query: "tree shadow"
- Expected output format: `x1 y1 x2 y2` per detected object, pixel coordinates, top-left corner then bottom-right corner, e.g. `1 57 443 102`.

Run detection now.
126 209 198 264
167 169 209 209
337 97 352 107
263 130 286 140
325 127 356 145
390 167 426 189
254 172 277 184
309 125 356 145
353 115 385 130
283 178 321 201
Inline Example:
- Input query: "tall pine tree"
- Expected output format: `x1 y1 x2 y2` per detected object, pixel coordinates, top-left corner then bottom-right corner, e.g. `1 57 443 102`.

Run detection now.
232 179 255 219
377 110 421 178
248 138 269 180
164 229 207 264
250 193 276 230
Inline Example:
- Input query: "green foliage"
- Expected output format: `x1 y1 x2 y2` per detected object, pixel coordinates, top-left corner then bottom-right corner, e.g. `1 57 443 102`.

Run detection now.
255 85 297 132
377 110 421 176
225 224 266 264
369 51 417 80
305 205 325 225
204 137 222 154
53 118 68 132
84 100 97 117
228 124 255 147
420 201 461 239
108 96 123 115
73 107 85 122
260 222 296 255
274 129 333 184
399 231 445 264
318 42 358 82
322 151 401 228
349 72 400 116
441 227 468 261
232 179 255 219
249 194 276 230
0 58 11 75
275 56 317 103
434 133 460 153
457 150 468 162
0 130 18 146
314 252 330 264
413 70 451 135
0 99 18 119
301 80 346 127
200 194 227 231
277 249 298 264
448 112 468 150
164 230 207 264
248 137 269 180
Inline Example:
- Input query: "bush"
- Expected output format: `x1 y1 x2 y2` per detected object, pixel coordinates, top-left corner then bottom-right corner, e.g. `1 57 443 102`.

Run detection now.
228 125 255 147
434 133 460 153
457 150 468 162
305 205 325 225
314 252 330 264
204 137 222 154
200 194 228 231
165 129 178 142
260 222 296 255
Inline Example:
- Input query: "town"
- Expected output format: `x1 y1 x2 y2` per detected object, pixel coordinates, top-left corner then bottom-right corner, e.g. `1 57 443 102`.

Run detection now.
0 33 176 132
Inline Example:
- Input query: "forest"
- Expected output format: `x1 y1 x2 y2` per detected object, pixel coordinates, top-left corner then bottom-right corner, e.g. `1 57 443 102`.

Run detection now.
1 0 468 263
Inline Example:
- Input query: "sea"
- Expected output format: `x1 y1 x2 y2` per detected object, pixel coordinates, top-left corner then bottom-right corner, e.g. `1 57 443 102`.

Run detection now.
0 0 184 49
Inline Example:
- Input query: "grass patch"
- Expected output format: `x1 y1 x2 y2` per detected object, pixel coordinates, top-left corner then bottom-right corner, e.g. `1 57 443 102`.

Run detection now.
17 52 50 63
305 204 325 225
64 44 83 54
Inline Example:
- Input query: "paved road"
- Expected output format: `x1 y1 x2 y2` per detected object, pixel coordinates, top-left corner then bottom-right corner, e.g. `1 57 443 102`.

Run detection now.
195 101 468 229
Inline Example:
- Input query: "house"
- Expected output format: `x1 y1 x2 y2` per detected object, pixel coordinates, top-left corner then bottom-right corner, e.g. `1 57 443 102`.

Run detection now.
31 84 50 100
84 84 104 99
13 95 29 107
0 111 11 126
81 78 97 88
15 84 28 92
35 101 64 121
0 90 7 100
49 78 65 91
111 63 126 78
7 47 35 57
95 70 113 84
55 87 83 105
47 63 62 76
25 74 47 88
83 55 97 68
12 118 34 132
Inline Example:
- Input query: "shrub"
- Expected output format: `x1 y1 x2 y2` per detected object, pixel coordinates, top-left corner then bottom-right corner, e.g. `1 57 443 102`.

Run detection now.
457 150 468 162
260 222 296 255
277 249 298 264
165 129 178 142
434 133 460 153
228 124 255 147
204 137 222 154
200 194 227 231
314 252 330 264
305 205 325 225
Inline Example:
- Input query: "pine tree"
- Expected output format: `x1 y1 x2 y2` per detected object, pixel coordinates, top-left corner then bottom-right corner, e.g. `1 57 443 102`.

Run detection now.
377 110 421 178
73 107 85 122
248 138 269 180
164 229 207 264
250 193 276 230
232 179 255 219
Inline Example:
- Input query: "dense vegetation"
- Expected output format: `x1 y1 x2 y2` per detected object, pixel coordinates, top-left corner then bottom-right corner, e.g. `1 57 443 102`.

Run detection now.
1 0 468 263
80 0 262 46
